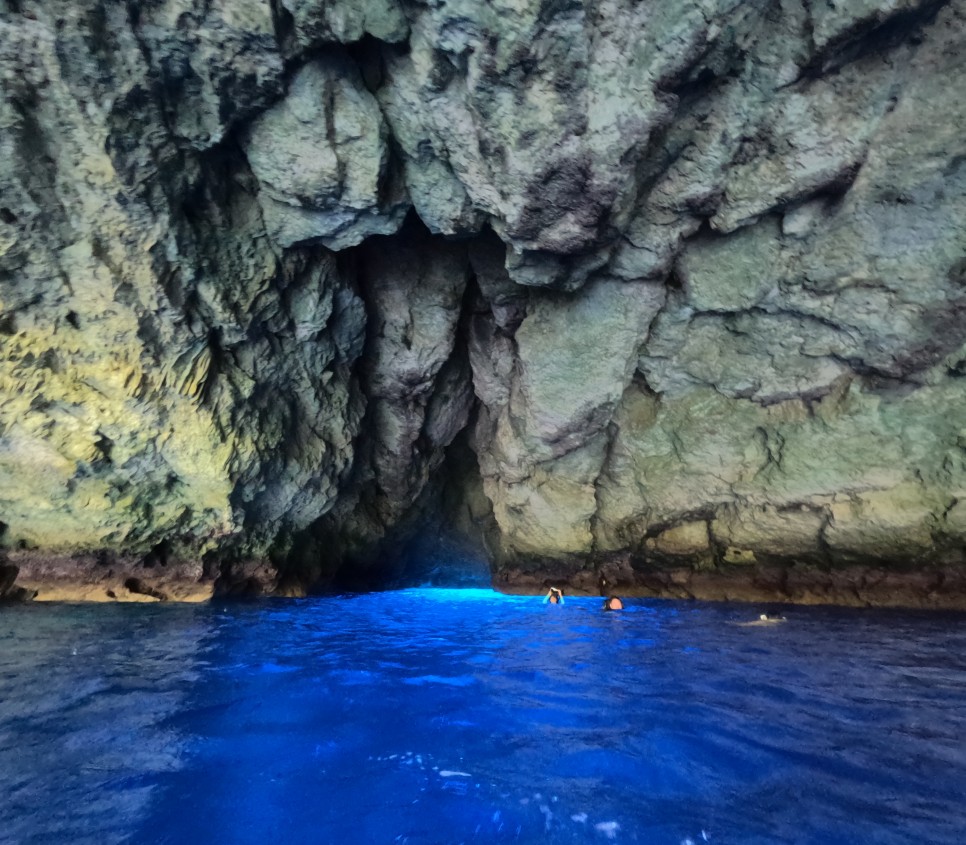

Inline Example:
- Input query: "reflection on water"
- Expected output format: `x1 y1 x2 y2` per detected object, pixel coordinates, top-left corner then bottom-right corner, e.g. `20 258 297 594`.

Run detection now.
2 590 966 844
0 605 212 845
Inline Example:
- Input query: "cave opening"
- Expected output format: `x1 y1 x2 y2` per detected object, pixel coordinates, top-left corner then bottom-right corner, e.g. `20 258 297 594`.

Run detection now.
269 215 502 595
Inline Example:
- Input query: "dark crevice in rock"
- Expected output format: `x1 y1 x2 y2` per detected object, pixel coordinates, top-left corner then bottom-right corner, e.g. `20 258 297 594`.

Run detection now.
800 0 819 56
9 94 69 232
197 328 224 408
346 35 388 93
208 551 275 597
799 0 949 80
0 562 18 596
268 0 297 57
588 420 620 558
142 539 171 569
0 562 35 603
92 431 114 467
277 33 398 95
123 576 168 601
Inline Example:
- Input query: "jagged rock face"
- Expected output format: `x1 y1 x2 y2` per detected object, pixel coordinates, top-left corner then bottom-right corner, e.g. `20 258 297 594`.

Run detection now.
1 0 965 604
0 1 366 567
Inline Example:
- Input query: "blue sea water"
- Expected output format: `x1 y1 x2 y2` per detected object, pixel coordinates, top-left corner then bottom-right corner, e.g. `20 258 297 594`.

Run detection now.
1 589 965 844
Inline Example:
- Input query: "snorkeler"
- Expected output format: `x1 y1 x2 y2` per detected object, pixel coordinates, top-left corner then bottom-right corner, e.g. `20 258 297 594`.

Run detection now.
603 596 624 611
544 587 564 605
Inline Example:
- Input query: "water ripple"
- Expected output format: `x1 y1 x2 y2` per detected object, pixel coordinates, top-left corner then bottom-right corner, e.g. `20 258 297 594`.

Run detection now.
1 595 965 844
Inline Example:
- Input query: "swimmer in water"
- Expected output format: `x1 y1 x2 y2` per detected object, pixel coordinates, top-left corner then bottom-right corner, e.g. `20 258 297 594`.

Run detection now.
733 612 787 627
602 596 624 611
544 587 564 605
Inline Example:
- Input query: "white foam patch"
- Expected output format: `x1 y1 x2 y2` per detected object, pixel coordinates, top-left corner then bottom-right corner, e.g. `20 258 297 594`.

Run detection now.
438 770 472 778
539 804 553 832
595 820 621 839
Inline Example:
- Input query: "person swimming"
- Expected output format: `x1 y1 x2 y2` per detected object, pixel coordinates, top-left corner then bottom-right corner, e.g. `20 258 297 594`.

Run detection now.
733 612 787 627
544 587 564 605
603 596 624 611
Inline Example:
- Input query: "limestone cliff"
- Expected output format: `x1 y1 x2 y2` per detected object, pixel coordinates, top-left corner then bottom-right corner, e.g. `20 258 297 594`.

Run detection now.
1 0 965 606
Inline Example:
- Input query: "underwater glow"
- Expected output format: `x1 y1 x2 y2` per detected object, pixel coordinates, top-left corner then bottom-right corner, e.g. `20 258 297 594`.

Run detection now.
1 590 965 844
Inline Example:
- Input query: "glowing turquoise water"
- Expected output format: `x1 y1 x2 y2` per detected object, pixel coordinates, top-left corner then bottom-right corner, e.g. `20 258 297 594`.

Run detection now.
1 589 965 844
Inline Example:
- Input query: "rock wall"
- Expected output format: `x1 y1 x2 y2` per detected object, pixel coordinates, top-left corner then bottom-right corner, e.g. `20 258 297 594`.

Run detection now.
1 0 965 605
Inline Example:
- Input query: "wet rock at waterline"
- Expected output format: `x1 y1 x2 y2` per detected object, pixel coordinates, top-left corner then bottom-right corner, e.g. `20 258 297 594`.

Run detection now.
1 1 966 605
0 562 35 602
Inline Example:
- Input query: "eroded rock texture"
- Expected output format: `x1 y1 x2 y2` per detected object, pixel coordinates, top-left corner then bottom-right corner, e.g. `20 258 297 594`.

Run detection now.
1 0 965 605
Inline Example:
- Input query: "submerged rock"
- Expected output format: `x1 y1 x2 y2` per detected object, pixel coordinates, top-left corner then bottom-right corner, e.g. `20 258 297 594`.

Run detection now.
1 0 965 605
